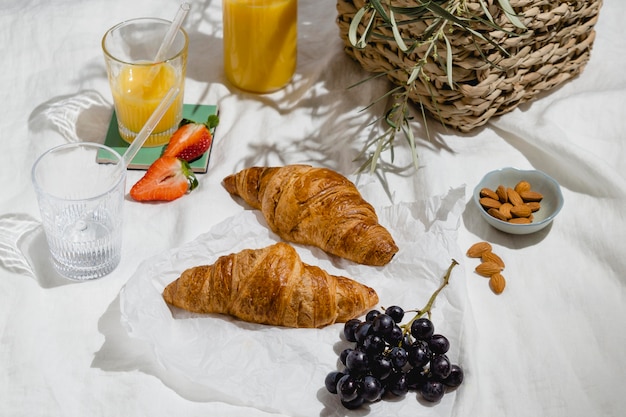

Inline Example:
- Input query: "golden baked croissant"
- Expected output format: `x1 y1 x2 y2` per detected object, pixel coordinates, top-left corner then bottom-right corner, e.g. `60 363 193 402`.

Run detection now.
162 242 379 328
222 165 398 266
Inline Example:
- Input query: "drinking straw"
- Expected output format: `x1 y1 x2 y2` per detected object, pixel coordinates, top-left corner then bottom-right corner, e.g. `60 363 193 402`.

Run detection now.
144 2 191 85
154 2 191 63
123 87 179 168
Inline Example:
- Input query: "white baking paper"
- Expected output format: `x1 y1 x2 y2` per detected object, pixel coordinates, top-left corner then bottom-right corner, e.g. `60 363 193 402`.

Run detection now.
120 186 473 416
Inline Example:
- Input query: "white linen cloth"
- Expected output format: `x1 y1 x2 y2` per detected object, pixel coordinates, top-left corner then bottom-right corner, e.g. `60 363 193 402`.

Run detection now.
1 0 625 416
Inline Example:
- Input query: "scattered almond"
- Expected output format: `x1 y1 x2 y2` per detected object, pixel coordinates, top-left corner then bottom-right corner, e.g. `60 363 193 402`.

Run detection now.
467 242 510 295
475 261 502 277
466 241 492 258
481 251 505 269
489 273 506 294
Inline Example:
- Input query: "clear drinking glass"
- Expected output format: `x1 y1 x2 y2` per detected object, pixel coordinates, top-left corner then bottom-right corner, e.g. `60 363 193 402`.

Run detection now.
102 18 188 147
31 142 126 280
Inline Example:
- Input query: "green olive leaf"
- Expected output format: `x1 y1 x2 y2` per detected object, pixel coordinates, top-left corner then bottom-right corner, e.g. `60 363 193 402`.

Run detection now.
349 7 375 49
477 0 495 23
390 10 409 52
443 33 453 89
497 0 526 29
369 0 389 22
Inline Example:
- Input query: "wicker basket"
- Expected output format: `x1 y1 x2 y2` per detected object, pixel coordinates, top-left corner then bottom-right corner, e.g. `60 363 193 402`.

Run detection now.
336 0 603 132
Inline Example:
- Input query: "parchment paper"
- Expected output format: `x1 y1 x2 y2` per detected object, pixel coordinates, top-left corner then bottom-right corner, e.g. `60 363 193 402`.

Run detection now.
120 186 473 416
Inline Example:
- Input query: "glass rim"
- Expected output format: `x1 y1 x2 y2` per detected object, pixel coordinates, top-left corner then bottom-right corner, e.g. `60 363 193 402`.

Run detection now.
101 17 189 66
31 142 126 203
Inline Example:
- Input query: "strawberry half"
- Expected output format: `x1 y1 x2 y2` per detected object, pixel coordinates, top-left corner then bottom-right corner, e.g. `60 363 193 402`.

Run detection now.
163 115 219 162
130 156 198 202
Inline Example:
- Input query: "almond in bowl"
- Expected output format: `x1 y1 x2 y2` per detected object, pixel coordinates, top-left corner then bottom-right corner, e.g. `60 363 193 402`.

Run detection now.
473 168 564 235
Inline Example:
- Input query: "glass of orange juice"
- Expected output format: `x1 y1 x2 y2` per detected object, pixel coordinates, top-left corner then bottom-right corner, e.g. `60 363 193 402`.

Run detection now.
102 18 187 147
223 0 297 93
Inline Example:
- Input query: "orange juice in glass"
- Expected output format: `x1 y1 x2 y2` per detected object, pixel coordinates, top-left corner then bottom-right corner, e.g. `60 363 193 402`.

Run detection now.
102 18 187 147
223 0 297 93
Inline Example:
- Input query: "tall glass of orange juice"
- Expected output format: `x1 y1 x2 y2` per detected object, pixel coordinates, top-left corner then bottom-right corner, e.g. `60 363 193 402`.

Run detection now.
223 0 297 93
102 18 187 147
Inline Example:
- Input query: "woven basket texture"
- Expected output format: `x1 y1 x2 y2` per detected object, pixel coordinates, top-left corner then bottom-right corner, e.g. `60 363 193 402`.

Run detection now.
336 0 603 132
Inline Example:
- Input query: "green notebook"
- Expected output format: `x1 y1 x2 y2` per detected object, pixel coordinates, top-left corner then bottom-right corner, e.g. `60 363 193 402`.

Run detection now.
98 104 218 173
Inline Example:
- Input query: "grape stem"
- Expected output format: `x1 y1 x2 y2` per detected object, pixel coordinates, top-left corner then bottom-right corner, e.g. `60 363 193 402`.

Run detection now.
401 259 459 332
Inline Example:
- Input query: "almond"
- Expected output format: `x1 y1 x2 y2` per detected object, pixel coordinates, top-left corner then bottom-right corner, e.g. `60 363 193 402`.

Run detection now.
489 273 506 294
496 185 508 203
509 217 531 224
519 190 543 202
499 202 513 220
466 242 492 258
510 204 532 218
506 188 524 206
488 208 509 222
475 261 502 277
480 187 499 201
479 197 501 210
514 180 531 194
526 202 541 212
481 251 505 269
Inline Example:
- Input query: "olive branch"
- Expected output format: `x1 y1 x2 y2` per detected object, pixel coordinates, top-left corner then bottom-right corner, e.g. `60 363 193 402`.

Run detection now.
347 0 526 173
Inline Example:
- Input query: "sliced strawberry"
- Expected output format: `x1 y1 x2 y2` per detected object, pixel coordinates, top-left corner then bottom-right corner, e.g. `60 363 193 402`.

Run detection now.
163 115 219 162
130 156 198 202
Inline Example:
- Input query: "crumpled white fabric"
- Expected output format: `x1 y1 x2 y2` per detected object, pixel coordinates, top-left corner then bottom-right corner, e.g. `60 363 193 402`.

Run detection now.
120 186 473 417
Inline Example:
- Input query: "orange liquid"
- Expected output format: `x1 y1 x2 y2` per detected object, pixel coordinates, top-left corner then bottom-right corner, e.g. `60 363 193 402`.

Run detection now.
112 63 183 146
223 0 297 93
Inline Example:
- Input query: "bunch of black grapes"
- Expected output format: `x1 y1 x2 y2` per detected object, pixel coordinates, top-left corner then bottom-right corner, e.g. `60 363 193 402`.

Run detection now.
325 306 464 409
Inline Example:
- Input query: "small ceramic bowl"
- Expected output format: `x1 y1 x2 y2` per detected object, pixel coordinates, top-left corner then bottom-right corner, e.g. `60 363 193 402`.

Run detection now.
473 167 564 235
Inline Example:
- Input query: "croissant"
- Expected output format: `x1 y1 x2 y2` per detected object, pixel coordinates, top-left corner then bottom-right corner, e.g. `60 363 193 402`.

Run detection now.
222 165 398 266
162 242 379 328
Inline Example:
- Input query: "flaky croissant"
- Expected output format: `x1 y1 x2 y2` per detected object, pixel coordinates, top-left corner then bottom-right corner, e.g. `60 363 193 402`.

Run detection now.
222 165 398 266
162 242 379 328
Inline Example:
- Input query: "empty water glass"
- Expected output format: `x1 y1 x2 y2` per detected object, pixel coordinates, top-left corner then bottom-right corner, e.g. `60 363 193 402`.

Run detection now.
31 142 126 280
